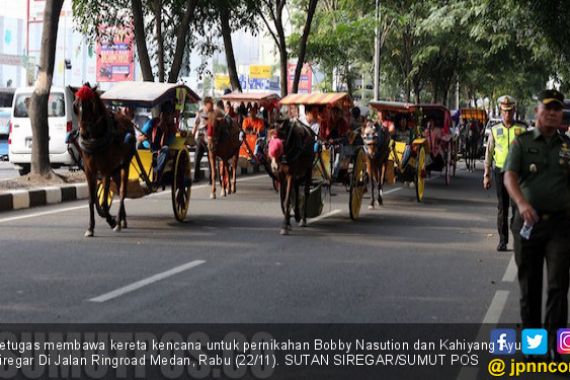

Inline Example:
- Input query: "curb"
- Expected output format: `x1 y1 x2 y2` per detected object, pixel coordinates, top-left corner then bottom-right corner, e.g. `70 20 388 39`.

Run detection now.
0 183 89 212
0 164 264 213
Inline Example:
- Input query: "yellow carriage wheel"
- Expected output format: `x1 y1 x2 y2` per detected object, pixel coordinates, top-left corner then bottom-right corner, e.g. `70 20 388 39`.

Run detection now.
349 148 367 220
415 146 426 202
171 149 192 222
95 179 114 217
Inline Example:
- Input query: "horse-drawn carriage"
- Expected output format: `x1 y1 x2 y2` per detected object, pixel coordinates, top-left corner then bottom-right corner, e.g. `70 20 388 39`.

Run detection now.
82 82 198 231
420 104 458 185
458 108 488 171
274 92 368 230
369 101 428 201
221 91 280 165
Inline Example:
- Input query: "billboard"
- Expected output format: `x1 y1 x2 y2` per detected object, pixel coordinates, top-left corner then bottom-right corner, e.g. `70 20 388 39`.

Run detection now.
214 74 230 90
287 63 312 94
249 65 272 79
96 24 134 82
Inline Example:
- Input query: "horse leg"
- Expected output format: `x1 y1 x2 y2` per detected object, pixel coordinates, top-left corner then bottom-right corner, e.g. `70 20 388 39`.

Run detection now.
301 170 311 227
293 179 301 224
102 175 117 230
85 173 96 237
378 162 385 206
120 165 128 229
112 168 127 231
208 151 216 199
220 160 228 197
281 175 293 235
231 152 238 194
368 159 375 209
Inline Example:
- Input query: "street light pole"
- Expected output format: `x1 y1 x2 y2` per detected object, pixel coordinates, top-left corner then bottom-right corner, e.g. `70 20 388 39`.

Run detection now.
373 0 380 101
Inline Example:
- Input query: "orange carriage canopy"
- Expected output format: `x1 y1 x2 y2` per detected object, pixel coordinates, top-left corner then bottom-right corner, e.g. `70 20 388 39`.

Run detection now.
280 92 353 108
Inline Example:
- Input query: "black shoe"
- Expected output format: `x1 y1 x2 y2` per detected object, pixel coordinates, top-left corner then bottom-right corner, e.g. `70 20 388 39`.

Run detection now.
497 243 507 252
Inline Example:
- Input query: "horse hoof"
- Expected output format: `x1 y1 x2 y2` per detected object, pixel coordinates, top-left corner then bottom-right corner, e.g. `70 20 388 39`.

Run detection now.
368 205 374 210
210 193 216 200
121 221 128 229
84 230 94 238
113 225 121 233
280 228 289 235
299 220 307 227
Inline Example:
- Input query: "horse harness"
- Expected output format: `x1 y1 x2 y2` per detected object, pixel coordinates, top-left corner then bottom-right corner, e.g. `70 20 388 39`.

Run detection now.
78 112 122 155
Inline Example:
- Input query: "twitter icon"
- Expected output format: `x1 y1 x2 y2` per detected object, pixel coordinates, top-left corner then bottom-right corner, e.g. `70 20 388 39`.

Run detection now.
522 329 548 355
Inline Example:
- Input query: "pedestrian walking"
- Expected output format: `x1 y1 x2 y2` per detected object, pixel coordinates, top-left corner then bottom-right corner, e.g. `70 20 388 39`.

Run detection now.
483 95 527 251
192 97 214 183
504 89 570 361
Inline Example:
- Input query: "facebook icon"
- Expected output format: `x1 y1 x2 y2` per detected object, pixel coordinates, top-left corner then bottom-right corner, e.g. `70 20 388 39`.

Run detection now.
490 329 517 355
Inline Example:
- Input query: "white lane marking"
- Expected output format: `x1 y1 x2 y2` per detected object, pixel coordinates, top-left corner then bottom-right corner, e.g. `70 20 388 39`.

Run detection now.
482 290 509 324
383 187 402 195
502 255 517 283
0 205 88 224
457 289 511 380
306 209 342 225
89 260 205 302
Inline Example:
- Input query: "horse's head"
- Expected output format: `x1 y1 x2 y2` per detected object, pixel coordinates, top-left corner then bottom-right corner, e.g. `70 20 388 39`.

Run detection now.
73 83 105 138
362 121 378 145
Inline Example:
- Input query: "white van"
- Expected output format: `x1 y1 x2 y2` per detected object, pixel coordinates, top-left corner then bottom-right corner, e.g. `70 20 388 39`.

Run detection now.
9 86 78 175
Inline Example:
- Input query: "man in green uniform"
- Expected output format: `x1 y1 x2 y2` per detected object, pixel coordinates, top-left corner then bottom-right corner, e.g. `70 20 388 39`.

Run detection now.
484 95 527 251
504 89 570 361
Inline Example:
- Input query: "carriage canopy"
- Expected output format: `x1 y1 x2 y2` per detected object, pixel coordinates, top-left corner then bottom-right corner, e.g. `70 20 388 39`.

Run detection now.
221 91 281 110
280 92 352 108
100 82 201 110
459 108 488 125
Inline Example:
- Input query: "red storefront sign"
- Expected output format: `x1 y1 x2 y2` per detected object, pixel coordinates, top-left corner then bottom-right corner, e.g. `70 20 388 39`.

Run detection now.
287 63 312 94
96 24 134 82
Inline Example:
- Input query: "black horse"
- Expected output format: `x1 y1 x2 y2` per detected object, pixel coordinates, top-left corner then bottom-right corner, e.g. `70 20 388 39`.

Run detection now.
267 119 316 235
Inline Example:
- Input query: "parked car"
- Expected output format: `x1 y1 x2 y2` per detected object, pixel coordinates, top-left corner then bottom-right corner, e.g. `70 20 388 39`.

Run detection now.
0 107 10 136
8 86 79 175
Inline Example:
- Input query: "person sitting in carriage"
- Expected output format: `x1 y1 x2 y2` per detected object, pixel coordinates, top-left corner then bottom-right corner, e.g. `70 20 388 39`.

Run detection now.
304 105 321 136
390 115 413 142
137 101 176 183
325 106 353 180
242 103 266 161
424 117 451 172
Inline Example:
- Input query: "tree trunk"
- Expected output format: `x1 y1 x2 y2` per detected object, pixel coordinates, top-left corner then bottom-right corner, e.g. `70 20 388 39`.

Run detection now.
292 0 319 93
168 0 198 83
30 0 64 177
154 0 165 82
219 7 241 91
132 0 153 81
279 45 288 97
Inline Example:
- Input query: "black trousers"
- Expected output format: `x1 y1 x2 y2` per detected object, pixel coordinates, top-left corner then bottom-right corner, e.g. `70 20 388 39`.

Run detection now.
512 212 570 348
194 139 209 181
495 169 513 244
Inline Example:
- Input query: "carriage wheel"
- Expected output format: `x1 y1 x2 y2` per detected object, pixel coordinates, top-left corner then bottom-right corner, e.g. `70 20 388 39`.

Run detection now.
349 148 367 220
95 178 113 217
445 147 452 186
171 149 192 222
415 146 426 202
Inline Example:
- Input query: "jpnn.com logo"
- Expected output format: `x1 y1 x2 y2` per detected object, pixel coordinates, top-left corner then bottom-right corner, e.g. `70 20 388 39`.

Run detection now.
490 329 517 355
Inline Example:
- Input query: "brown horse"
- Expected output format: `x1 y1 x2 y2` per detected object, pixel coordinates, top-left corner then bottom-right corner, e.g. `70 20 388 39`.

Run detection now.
207 113 242 199
362 121 391 209
268 119 315 235
73 84 135 237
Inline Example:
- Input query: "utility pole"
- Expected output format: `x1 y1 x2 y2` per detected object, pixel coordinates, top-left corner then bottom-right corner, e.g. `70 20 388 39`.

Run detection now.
373 0 380 101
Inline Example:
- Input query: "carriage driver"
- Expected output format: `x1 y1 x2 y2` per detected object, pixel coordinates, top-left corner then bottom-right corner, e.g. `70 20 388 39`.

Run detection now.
137 101 176 183
484 95 527 251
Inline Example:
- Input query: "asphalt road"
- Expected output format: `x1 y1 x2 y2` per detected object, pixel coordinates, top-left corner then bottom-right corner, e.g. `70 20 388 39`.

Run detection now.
0 161 527 326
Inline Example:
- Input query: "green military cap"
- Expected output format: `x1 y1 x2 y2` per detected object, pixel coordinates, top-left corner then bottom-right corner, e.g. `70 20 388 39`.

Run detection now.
538 89 565 107
497 95 516 111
